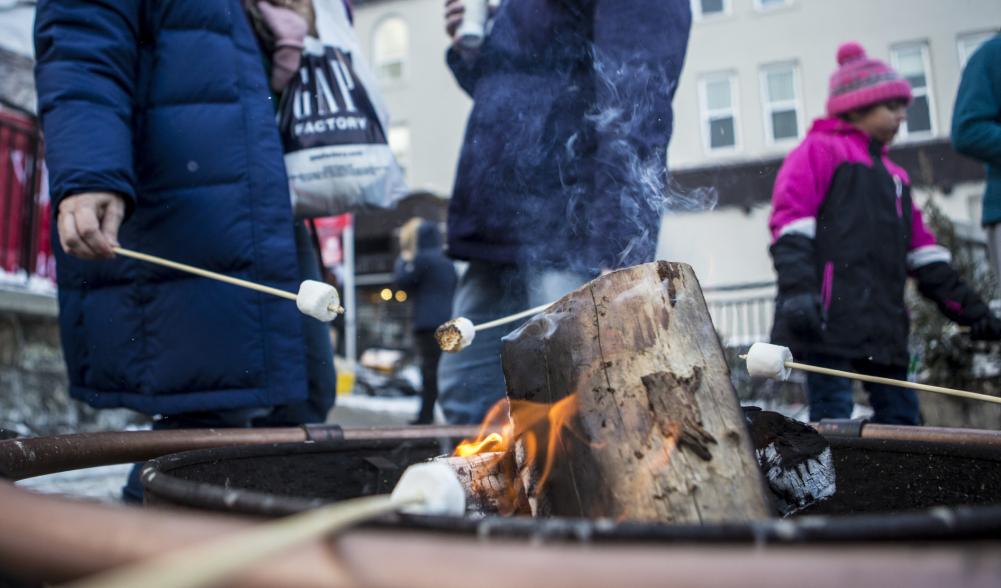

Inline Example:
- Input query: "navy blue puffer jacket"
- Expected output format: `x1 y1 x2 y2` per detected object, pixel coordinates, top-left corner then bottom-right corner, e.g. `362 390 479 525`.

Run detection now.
446 0 691 272
35 0 307 415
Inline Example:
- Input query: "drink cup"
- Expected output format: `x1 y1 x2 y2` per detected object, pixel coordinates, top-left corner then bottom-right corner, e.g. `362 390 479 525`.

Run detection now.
456 0 489 50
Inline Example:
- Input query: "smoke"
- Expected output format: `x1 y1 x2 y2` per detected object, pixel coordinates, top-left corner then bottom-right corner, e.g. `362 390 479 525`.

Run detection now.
458 27 713 277
570 45 717 272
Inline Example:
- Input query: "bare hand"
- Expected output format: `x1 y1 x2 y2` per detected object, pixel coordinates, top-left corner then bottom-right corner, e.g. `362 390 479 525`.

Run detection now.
445 0 465 42
57 192 126 259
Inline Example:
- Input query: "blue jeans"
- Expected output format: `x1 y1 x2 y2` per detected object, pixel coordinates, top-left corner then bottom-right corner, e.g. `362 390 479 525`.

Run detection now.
805 354 920 425
438 262 593 424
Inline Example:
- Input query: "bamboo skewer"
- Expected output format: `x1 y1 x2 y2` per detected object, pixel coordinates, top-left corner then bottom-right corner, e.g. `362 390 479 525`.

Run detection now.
473 302 553 331
62 461 465 588
62 494 416 588
112 246 344 314
739 354 1001 405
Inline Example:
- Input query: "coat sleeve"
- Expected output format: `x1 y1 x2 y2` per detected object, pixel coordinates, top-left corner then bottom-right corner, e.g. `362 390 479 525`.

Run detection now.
906 204 991 324
445 46 482 98
768 139 836 296
589 0 692 269
951 36 1001 167
34 0 141 212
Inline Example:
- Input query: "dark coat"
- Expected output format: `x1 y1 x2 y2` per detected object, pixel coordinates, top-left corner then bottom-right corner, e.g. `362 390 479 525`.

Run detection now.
445 0 691 272
769 118 988 367
952 34 1001 226
394 222 457 332
35 0 307 415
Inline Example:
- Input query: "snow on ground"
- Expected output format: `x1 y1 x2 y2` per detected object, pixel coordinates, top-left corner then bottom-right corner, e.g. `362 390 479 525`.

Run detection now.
16 464 132 503
12 393 428 502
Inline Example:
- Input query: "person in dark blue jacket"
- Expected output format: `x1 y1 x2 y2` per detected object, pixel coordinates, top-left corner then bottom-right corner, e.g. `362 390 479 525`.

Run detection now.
952 32 1001 282
438 0 691 424
34 0 333 499
394 218 458 424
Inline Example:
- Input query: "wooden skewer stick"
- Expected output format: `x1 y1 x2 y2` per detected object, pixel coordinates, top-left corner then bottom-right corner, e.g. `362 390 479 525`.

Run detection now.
112 247 344 314
473 302 553 331
738 354 1001 405
62 493 418 588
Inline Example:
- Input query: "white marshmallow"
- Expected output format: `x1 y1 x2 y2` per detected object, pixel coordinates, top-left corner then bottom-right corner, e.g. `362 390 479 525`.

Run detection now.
746 342 794 381
435 317 476 352
390 462 466 516
296 280 341 322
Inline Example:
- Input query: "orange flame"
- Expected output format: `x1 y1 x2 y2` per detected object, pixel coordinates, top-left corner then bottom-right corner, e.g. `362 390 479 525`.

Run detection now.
452 394 583 502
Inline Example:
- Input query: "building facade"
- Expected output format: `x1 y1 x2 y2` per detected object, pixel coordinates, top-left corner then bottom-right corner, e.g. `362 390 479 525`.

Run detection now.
353 0 1000 343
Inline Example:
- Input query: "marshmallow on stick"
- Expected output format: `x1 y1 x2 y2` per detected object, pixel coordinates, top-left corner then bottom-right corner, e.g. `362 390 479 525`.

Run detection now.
435 302 553 352
296 280 342 322
742 341 1001 406
65 463 464 588
111 247 343 322
745 342 794 381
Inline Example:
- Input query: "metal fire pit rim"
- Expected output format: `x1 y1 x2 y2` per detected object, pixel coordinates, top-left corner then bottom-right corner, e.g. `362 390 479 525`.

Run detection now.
142 436 457 517
142 436 1001 544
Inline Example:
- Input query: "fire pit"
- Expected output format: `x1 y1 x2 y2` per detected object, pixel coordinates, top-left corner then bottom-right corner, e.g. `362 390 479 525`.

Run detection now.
142 426 1001 543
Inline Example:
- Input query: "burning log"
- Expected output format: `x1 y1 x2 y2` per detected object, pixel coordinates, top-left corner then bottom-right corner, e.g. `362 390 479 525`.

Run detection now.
433 451 530 517
501 261 771 523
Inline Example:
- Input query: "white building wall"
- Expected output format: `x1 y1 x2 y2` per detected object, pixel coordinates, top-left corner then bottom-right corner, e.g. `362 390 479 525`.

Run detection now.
354 0 1000 300
670 0 1001 169
353 0 472 195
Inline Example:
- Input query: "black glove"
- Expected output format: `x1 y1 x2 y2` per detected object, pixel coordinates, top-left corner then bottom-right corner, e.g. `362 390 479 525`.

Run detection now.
779 292 823 338
970 314 1001 342
913 261 989 324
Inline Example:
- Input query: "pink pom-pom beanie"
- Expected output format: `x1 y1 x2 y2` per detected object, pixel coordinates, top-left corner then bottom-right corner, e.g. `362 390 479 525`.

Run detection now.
826 42 912 117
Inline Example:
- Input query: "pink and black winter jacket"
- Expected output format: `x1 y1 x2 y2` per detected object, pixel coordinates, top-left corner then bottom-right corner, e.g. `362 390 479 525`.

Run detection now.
768 117 989 367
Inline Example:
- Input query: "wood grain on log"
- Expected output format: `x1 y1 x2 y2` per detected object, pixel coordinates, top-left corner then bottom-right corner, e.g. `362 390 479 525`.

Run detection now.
433 452 530 517
501 261 770 523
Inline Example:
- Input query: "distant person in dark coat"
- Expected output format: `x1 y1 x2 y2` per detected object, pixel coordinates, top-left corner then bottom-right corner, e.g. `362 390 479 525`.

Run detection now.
438 0 692 424
394 218 457 424
34 0 333 500
952 32 1001 281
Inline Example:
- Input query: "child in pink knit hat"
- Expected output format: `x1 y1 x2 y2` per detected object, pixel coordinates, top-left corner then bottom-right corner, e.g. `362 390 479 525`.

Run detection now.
767 42 1001 425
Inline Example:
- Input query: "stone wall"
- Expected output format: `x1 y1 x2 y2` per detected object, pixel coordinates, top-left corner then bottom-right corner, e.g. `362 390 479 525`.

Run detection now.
0 290 145 436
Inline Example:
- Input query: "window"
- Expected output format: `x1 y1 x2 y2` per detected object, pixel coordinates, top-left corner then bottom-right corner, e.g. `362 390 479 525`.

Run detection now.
957 31 995 69
691 0 730 20
698 73 739 152
760 63 802 144
372 16 409 82
754 0 790 10
891 42 935 137
388 125 411 178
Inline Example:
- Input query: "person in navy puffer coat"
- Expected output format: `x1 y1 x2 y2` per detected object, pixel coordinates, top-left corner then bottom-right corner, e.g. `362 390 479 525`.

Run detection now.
437 0 692 425
34 0 330 499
